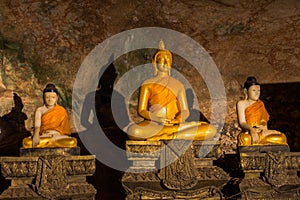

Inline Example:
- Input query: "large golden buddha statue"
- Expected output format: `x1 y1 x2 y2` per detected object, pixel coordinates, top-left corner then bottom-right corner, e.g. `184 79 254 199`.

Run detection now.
23 84 77 148
237 77 287 146
127 41 217 141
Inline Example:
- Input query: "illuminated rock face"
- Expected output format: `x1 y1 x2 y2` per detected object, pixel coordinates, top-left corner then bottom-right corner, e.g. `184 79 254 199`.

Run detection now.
0 0 299 153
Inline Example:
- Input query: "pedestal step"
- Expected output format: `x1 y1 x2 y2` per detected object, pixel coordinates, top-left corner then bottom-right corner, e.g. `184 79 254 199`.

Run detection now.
20 147 80 156
238 145 290 153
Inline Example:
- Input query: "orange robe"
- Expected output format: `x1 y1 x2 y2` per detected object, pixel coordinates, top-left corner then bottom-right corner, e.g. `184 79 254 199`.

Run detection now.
40 105 71 135
148 83 179 119
238 100 287 146
245 100 269 127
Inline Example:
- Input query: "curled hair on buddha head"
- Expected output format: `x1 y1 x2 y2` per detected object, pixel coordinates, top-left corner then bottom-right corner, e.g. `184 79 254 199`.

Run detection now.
43 83 59 95
243 76 260 90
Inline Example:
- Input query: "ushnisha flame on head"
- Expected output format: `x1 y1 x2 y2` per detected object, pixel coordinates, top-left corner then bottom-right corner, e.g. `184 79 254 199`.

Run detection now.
152 40 172 76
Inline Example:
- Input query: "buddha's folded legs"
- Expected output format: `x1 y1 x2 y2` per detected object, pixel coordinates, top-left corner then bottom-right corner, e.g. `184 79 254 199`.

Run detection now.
22 136 77 148
128 121 217 141
22 137 53 148
238 133 252 146
259 133 287 145
175 123 217 140
238 132 288 146
48 138 77 148
127 121 176 140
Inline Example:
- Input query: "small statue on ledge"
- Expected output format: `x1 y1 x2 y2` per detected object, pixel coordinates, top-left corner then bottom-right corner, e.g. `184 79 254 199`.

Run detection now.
237 77 287 146
127 40 216 141
23 84 77 148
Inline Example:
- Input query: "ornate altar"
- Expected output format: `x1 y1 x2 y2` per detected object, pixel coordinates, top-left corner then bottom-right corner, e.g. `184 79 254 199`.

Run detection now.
122 140 229 200
239 148 300 199
0 147 96 199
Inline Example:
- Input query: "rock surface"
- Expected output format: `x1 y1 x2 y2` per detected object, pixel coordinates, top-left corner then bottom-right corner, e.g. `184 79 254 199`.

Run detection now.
0 0 299 154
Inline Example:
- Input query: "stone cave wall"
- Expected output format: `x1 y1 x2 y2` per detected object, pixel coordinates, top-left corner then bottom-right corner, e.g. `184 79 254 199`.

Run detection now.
0 0 299 153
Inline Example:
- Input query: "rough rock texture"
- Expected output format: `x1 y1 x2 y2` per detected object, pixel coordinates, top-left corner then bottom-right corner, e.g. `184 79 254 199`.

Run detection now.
0 0 299 153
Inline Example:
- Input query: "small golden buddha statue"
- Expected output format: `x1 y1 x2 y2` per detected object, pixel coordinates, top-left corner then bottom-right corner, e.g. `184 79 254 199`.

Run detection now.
23 84 77 148
237 77 287 146
127 41 217 141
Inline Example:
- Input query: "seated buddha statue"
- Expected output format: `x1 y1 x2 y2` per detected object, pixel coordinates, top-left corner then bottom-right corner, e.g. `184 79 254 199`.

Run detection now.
237 77 287 146
23 84 77 148
127 41 217 141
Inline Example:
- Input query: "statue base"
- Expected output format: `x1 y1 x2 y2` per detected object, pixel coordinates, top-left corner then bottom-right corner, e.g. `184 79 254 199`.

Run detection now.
239 151 300 199
122 140 229 200
238 145 290 153
0 147 96 199
123 181 225 199
20 147 81 156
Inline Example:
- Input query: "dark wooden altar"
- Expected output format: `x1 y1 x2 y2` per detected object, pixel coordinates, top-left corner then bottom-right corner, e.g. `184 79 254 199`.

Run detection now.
0 147 96 200
239 148 300 199
122 140 229 200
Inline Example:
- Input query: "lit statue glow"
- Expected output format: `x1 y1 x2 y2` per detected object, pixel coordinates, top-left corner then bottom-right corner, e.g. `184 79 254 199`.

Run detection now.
237 77 288 146
127 41 217 141
23 84 77 148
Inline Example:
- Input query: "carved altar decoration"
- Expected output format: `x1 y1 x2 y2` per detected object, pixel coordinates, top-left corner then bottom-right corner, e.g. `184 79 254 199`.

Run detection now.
0 148 96 199
159 140 198 190
122 140 229 200
239 151 300 199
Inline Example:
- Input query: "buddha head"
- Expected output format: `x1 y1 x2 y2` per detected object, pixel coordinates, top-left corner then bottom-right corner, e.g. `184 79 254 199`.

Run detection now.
243 76 261 101
152 40 172 76
43 83 59 107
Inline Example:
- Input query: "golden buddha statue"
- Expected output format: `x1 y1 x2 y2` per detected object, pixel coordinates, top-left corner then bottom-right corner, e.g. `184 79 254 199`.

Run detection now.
127 41 217 141
23 84 77 148
237 77 287 146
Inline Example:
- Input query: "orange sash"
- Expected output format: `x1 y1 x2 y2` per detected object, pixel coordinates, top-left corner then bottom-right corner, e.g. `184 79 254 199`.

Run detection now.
148 83 177 113
245 100 269 127
40 105 71 135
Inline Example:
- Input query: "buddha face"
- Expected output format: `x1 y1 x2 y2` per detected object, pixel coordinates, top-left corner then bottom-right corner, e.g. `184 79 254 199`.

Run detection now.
247 85 260 101
156 53 172 72
44 92 58 107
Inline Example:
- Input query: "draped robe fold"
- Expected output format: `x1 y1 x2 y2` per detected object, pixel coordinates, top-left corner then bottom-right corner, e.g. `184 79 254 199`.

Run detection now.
148 83 179 120
245 100 269 127
40 105 71 135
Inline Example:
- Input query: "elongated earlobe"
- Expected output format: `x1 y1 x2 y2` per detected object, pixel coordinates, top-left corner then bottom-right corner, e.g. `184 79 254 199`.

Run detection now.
243 88 248 100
